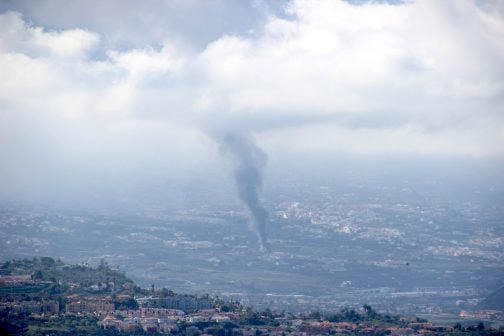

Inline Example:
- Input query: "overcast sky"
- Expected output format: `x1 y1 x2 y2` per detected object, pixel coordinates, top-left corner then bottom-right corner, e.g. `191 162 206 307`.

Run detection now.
1 0 503 202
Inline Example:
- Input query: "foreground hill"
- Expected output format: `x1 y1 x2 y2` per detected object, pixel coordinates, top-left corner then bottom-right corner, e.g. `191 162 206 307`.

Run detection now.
1 257 503 336
0 257 136 300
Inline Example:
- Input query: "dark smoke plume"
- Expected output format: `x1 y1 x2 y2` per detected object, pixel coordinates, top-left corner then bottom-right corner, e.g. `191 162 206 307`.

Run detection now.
218 131 270 251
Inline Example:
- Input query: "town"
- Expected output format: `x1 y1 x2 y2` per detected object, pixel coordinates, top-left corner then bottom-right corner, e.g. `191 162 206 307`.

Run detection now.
1 258 502 335
1 172 502 322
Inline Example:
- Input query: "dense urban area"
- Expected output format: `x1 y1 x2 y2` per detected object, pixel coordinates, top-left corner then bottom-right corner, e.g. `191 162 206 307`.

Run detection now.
1 257 502 336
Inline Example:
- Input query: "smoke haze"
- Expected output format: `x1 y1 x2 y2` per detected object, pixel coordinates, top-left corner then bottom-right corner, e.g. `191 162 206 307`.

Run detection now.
217 131 270 251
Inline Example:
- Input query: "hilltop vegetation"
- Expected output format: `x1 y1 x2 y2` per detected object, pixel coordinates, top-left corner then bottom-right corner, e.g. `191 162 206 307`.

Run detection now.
0 257 135 300
1 257 133 287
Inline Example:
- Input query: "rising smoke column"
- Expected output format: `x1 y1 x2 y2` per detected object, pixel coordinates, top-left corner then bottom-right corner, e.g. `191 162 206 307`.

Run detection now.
218 131 271 251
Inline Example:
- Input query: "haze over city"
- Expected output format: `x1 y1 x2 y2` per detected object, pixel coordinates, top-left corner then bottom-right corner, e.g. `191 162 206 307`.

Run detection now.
1 0 504 331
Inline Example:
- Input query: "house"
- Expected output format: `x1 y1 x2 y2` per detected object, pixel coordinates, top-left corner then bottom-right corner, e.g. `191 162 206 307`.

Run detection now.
211 314 231 322
66 300 114 314
100 315 121 330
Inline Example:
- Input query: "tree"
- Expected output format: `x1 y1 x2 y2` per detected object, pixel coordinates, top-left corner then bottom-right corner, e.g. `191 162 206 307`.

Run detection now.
308 311 321 320
32 270 44 280
220 305 231 312
341 308 362 322
264 308 274 319
98 259 109 272
160 287 175 297
40 257 55 267
363 304 377 319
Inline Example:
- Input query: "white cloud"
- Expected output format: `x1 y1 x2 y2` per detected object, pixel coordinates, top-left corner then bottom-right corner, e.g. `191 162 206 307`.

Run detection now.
195 0 504 156
0 11 99 57
0 0 503 183
199 0 504 108
108 44 183 78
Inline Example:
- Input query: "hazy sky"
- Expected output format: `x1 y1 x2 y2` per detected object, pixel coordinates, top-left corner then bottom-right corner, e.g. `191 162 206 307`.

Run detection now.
0 0 503 201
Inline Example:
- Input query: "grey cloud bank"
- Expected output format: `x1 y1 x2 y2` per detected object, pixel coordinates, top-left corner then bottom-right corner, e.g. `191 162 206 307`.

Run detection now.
0 0 503 208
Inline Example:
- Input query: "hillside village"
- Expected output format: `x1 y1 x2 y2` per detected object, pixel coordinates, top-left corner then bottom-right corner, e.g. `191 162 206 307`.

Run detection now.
0 258 502 336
